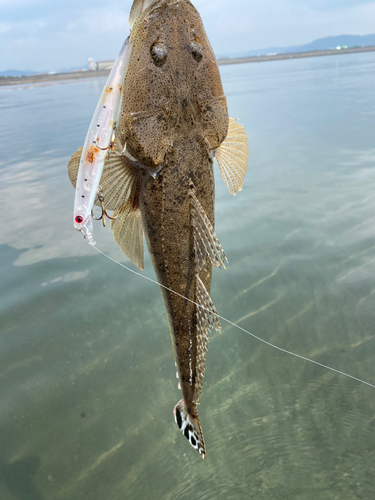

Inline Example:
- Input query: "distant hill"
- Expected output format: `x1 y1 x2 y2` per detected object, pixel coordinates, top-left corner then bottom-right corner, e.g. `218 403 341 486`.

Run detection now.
219 34 375 59
283 34 375 53
0 69 38 77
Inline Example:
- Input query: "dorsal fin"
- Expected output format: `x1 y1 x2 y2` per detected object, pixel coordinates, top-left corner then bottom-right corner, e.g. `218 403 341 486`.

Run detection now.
190 190 227 270
195 275 221 399
189 188 224 400
215 117 249 195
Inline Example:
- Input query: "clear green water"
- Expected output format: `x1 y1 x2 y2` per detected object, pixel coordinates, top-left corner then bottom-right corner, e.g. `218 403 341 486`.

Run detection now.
1 52 375 499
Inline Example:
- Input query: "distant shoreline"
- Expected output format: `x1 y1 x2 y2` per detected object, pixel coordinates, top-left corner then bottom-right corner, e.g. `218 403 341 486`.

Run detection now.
217 45 375 65
1 45 374 87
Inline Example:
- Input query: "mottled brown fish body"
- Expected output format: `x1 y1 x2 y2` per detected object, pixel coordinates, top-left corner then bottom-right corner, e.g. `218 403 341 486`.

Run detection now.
121 0 229 456
139 138 214 415
121 2 227 397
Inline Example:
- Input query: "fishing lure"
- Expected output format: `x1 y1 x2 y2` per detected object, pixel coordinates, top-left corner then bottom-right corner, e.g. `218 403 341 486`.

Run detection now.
73 37 131 245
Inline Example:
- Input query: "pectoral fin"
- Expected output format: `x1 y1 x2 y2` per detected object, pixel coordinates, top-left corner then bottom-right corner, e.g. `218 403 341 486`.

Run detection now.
67 146 144 270
215 118 249 195
67 146 140 210
67 147 83 190
110 203 144 270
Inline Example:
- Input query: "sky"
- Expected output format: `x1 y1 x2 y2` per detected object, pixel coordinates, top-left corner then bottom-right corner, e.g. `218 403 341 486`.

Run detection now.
1 0 375 72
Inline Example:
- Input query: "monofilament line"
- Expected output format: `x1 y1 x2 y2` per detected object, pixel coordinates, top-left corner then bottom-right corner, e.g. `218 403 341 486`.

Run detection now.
93 246 375 389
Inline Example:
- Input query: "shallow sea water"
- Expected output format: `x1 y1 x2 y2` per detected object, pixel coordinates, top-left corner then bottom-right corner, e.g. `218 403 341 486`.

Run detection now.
1 52 375 499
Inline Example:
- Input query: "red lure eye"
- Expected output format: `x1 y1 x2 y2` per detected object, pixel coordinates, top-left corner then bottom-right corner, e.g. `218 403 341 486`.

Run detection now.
75 216 83 224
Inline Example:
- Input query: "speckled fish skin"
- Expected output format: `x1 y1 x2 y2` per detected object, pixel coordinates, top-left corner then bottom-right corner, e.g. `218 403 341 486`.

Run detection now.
122 0 229 457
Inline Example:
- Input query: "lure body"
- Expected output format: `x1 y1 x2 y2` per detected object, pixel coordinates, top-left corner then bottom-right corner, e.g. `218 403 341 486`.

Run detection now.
73 37 131 244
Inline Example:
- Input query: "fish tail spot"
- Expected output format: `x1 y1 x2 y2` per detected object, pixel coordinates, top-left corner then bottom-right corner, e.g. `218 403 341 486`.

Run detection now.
173 399 205 459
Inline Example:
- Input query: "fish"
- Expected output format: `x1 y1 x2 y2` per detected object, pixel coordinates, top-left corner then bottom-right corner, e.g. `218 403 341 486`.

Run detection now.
68 0 249 459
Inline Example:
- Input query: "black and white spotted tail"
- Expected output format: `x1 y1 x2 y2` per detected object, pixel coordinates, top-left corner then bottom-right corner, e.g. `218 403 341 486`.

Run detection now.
173 399 206 459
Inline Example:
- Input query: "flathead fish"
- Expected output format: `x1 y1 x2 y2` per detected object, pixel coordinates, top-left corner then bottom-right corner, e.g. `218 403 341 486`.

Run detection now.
68 0 248 459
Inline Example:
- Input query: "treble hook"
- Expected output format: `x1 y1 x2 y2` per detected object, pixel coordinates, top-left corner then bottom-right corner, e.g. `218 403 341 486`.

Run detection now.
94 122 117 152
91 186 117 227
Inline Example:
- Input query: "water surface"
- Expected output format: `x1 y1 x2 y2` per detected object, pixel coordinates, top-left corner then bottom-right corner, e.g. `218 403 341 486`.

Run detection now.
1 52 375 499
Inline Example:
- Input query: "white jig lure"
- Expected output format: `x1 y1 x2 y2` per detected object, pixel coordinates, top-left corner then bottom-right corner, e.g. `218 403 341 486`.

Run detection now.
73 37 131 245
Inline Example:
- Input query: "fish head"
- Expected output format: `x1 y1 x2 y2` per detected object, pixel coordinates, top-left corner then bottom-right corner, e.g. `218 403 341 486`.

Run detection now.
121 0 229 167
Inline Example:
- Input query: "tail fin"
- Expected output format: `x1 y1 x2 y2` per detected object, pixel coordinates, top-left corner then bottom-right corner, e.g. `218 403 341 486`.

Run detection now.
173 399 206 459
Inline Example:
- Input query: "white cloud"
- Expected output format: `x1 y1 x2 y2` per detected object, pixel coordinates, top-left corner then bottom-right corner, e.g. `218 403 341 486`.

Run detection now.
0 18 47 35
0 21 14 33
66 8 129 35
216 15 251 36
0 0 37 6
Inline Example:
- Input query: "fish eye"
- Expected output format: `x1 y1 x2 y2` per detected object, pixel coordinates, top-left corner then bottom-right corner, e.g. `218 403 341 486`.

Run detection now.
190 41 203 62
150 42 167 66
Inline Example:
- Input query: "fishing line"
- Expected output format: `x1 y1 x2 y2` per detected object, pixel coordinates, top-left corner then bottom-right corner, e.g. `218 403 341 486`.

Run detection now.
93 246 375 389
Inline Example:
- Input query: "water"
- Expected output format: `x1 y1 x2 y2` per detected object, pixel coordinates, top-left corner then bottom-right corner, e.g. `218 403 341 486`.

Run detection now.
1 52 375 499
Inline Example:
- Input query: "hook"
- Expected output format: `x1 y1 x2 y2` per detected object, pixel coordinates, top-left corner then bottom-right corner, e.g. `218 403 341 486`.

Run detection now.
94 122 117 151
91 186 117 227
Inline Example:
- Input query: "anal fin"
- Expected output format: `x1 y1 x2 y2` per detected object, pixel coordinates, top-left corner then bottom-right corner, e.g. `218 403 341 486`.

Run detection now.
190 190 227 270
215 117 249 195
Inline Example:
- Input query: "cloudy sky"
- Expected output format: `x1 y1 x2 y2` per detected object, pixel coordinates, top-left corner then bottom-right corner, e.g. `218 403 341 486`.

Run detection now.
1 0 374 72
